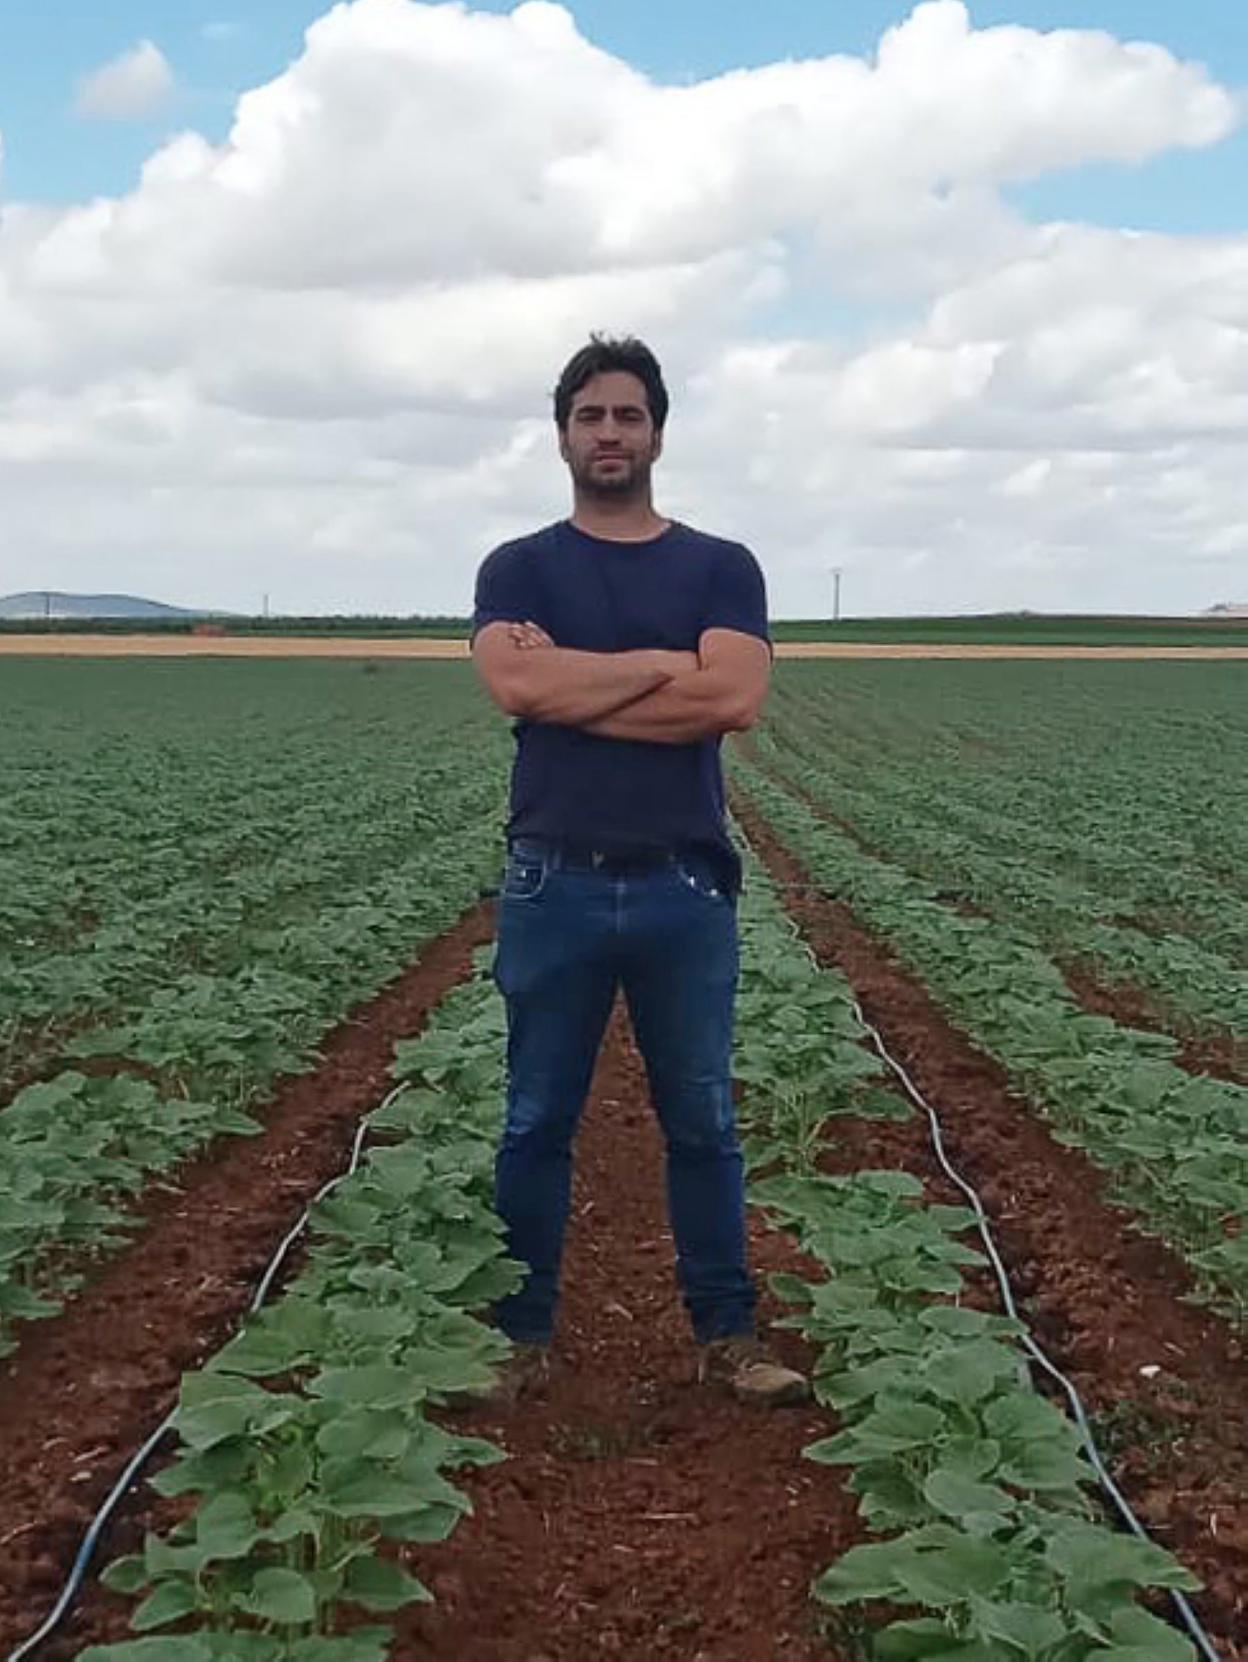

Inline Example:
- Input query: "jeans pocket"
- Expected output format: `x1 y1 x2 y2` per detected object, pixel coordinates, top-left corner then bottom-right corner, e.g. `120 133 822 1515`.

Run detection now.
502 850 548 901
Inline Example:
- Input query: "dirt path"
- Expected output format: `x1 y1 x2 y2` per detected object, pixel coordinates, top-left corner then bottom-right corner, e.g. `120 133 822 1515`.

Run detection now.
3 635 1248 660
400 1004 852 1662
38 1000 857 1661
0 905 494 1655
733 788 1248 1653
7 851 1247 1655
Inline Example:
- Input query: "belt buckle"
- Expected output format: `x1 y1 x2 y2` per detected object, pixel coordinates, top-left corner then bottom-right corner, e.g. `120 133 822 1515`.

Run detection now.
590 849 606 870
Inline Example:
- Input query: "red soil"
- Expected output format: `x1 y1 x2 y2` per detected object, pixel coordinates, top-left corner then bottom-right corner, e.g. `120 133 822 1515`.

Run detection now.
5 840 1247 1657
0 905 494 1652
733 789 1248 1654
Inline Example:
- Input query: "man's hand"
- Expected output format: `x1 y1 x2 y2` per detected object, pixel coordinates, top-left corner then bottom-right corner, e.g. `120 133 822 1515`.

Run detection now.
508 620 555 651
582 628 770 745
507 620 696 678
472 621 678 725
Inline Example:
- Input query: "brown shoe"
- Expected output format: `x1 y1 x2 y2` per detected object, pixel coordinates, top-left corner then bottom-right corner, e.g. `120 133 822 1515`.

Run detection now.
697 1335 810 1407
443 1342 550 1412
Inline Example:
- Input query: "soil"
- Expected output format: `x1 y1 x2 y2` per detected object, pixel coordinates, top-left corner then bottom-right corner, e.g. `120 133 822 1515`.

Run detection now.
737 735 1243 1085
1060 962 1246 1085
5 836 1247 1657
399 1006 857 1662
28 998 861 1662
732 787 1248 1654
4 637 1248 660
0 904 494 1653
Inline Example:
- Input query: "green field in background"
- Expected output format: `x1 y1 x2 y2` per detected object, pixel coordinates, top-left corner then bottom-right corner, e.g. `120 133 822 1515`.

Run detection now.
5 613 1248 646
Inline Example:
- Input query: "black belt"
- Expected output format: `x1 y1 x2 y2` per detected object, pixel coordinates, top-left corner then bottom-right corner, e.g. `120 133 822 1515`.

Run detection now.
514 838 680 875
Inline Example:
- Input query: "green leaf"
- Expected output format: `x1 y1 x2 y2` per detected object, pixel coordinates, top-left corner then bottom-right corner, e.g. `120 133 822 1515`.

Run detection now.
767 1271 817 1306
236 1565 319 1622
267 1507 320 1544
312 1363 425 1408
194 1490 261 1559
173 1374 298 1450
875 1619 992 1660
343 1550 434 1611
923 1341 1021 1407
895 1536 1013 1606
383 1501 466 1543
78 1644 212 1661
132 1577 200 1631
322 1465 451 1519
852 1398 951 1453
966 1599 1069 1656
100 1554 150 1595
287 1631 395 1662
1045 1521 1201 1594
316 1408 413 1461
813 1538 912 1604
922 1468 1017 1528
201 1639 283 1661
998 1438 1089 1492
1099 1606 1199 1660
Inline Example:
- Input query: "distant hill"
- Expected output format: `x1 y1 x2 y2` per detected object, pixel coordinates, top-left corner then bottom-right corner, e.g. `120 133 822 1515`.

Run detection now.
0 591 216 620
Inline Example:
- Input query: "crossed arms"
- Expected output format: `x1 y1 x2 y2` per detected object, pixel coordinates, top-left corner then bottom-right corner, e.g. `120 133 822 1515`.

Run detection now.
471 620 770 745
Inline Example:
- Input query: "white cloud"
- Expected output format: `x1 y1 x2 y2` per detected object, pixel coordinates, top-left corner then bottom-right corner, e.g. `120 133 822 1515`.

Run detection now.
1 0 1245 617
73 40 176 123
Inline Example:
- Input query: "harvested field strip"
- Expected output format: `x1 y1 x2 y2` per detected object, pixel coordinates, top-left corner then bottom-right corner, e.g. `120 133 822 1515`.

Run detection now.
4 635 1248 659
730 758 1248 1324
0 903 492 1655
734 789 1248 1652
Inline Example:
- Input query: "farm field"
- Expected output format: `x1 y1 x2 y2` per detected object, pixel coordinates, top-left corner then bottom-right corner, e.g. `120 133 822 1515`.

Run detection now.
4 633 1248 661
1 658 1246 1659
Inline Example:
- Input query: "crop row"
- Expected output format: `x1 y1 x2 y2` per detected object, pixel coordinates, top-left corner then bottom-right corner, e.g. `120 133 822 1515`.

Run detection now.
0 661 510 1100
56 815 1203 1658
731 759 1248 1326
0 799 507 1362
0 666 517 1361
756 676 1247 1047
764 663 1248 922
78 948 519 1659
731 837 1199 1658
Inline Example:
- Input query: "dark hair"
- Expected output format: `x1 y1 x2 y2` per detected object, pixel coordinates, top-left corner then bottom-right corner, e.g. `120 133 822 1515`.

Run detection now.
553 334 669 432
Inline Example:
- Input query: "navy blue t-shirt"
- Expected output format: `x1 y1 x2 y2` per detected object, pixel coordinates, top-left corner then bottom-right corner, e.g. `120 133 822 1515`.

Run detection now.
472 518 770 892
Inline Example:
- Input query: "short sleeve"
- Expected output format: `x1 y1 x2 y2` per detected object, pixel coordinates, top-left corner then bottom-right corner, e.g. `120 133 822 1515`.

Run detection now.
704 542 772 658
472 542 538 643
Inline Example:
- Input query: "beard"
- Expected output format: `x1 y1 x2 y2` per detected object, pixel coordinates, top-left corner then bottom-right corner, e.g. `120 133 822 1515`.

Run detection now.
568 451 653 500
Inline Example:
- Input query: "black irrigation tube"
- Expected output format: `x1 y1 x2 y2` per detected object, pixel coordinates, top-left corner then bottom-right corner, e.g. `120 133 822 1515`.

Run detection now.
5 1084 408 1661
8 884 1227 1662
773 899 1223 1662
858 1004 1223 1661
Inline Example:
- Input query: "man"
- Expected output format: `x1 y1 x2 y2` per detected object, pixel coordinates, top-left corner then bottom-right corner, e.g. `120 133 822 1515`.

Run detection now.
469 334 807 1409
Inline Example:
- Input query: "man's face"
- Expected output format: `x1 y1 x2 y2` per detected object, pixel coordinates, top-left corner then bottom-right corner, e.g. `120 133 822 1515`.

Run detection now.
558 370 663 499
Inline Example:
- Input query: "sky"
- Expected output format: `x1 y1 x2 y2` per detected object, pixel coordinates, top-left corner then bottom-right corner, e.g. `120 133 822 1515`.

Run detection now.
0 0 1245 618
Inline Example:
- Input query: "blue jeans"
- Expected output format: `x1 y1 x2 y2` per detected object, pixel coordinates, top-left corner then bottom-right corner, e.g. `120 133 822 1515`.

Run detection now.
490 838 757 1346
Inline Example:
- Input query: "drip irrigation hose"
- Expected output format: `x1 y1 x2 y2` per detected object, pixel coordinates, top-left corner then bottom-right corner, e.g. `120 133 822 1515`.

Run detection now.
6 1083 408 1662
778 894 1222 1662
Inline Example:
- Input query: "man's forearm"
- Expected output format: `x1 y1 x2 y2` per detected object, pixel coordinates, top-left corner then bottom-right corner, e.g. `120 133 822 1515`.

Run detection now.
512 647 683 726
580 669 750 745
